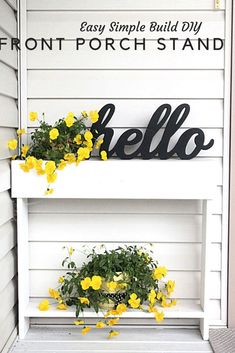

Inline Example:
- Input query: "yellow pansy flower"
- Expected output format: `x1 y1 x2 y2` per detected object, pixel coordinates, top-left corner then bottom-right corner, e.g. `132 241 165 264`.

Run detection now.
108 330 119 339
155 311 164 322
47 173 57 184
77 147 90 161
20 163 30 173
57 303 67 310
100 150 107 161
25 156 37 169
49 128 59 140
45 161 56 175
95 139 104 149
91 275 102 290
69 247 74 256
84 131 93 141
65 112 75 127
17 128 26 136
11 155 17 160
89 111 99 123
45 188 54 195
81 326 91 335
166 280 175 295
58 160 67 170
84 140 93 151
38 299 49 311
171 299 177 306
7 139 17 150
29 112 38 122
153 266 168 280
106 281 117 292
79 297 90 305
58 276 64 284
64 153 76 164
107 318 119 326
81 277 91 290
156 291 163 301
74 134 82 145
104 310 118 318
148 305 157 313
81 111 88 118
128 293 140 309
116 303 127 315
49 288 60 299
21 145 29 158
148 289 156 305
74 320 85 326
95 321 106 329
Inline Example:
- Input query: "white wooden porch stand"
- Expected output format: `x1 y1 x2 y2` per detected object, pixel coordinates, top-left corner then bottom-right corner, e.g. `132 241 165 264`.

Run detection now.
11 159 216 341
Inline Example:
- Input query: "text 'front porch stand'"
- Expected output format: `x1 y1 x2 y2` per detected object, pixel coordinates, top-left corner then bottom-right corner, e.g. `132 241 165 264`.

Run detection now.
11 159 216 340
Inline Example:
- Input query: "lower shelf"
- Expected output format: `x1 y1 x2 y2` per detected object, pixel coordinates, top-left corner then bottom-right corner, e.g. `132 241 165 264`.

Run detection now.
25 299 205 319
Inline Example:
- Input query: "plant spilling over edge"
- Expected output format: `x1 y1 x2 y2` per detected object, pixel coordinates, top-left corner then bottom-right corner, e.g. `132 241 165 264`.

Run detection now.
7 111 107 194
38 245 176 339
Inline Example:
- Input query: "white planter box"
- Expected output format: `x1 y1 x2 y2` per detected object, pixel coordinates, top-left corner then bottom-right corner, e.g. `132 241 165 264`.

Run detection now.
11 159 216 199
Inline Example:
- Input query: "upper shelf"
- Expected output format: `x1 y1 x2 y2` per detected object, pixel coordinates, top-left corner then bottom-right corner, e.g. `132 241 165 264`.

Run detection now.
11 159 217 199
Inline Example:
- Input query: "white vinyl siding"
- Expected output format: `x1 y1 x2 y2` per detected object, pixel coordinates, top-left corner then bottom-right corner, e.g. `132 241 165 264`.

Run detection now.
23 0 230 327
0 0 18 351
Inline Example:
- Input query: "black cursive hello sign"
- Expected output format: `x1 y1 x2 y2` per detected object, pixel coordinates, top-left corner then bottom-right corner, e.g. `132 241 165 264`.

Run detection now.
91 103 214 160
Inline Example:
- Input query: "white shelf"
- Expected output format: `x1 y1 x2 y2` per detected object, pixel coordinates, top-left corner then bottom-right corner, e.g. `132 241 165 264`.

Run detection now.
26 299 205 319
11 159 217 199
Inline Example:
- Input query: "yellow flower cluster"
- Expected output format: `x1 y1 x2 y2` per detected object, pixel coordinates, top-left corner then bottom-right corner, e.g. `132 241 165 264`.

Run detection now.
80 276 102 291
128 293 141 309
152 266 168 280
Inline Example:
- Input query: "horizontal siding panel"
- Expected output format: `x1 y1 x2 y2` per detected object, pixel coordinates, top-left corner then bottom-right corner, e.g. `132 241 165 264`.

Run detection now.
0 127 17 159
26 0 225 11
5 0 17 11
0 0 17 37
0 191 14 227
0 220 16 260
0 95 18 127
27 99 224 128
28 70 224 99
29 213 222 243
29 195 223 216
0 306 17 353
29 270 221 299
0 30 17 69
0 277 17 324
0 159 10 192
0 63 17 98
0 248 17 293
28 11 224 39
27 41 224 70
27 127 222 157
29 242 221 271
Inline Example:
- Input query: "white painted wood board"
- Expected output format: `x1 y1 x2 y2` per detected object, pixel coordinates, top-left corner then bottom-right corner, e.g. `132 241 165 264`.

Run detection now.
0 0 17 37
27 99 224 129
29 270 221 300
27 11 224 40
27 41 224 70
0 191 14 227
27 70 224 99
26 0 225 11
0 95 18 128
0 30 17 69
11 160 217 199
0 63 17 98
0 220 16 259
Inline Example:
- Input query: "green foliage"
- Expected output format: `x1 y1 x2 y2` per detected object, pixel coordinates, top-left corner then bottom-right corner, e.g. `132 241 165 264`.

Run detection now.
58 245 159 316
28 116 87 164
